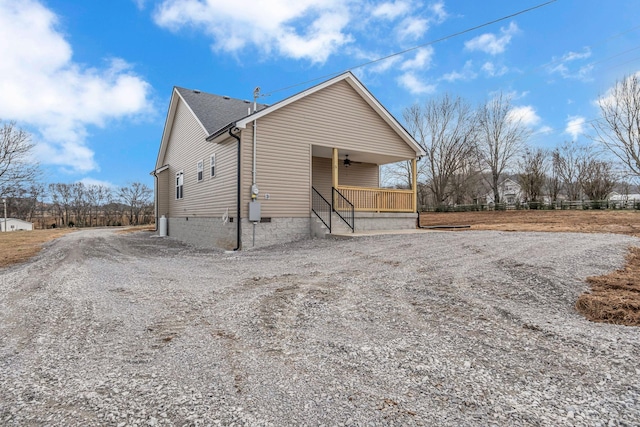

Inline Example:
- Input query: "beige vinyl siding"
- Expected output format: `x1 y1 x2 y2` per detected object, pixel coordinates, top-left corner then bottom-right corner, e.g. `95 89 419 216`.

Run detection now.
293 80 415 158
162 99 237 218
312 156 331 200
312 157 378 201
245 80 404 218
240 124 310 218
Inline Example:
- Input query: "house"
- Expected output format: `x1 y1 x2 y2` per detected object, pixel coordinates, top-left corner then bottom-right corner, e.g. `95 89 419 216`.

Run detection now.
0 218 33 232
609 191 640 206
485 178 522 206
152 71 426 250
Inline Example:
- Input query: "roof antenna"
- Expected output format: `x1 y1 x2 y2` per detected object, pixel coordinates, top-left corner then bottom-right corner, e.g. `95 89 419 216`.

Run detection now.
253 87 260 113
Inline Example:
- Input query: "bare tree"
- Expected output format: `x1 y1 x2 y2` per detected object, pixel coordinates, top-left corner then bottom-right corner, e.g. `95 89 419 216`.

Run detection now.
553 141 587 201
49 183 73 226
119 182 152 225
580 158 616 201
546 152 562 202
403 95 478 206
448 158 482 205
9 183 44 221
0 120 39 192
380 159 426 190
592 73 640 178
517 148 548 203
476 92 531 204
70 182 88 226
85 184 111 227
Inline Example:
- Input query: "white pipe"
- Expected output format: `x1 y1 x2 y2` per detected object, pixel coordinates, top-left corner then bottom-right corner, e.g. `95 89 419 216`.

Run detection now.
253 119 257 186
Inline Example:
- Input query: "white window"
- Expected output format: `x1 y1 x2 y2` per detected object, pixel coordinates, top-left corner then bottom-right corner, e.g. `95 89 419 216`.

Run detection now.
197 160 204 182
176 171 184 199
210 154 216 177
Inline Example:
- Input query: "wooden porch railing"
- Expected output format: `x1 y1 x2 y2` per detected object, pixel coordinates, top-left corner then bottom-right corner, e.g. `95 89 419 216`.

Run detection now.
336 186 414 212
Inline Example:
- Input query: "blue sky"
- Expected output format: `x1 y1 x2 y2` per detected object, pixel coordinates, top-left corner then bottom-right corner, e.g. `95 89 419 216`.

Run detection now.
0 0 638 189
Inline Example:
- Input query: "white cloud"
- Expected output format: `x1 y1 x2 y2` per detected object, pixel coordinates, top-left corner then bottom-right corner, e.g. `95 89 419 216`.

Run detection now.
400 47 434 71
465 21 519 55
547 48 593 81
154 0 353 63
429 1 448 23
507 105 540 127
370 56 402 74
372 1 410 20
397 72 436 95
481 61 508 77
441 60 477 82
398 17 429 40
0 0 152 173
538 125 553 134
565 115 586 140
133 0 147 9
594 73 640 112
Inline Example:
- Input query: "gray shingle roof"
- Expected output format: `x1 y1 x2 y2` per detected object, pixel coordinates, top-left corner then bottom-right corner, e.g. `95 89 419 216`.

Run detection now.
175 87 267 135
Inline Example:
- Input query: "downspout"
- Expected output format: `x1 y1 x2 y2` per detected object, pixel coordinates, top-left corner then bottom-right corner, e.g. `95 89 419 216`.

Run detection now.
151 170 159 232
229 127 242 251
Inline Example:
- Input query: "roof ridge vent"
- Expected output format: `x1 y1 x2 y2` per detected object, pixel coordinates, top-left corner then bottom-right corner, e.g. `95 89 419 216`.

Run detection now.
193 89 201 94
243 100 250 103
223 96 230 100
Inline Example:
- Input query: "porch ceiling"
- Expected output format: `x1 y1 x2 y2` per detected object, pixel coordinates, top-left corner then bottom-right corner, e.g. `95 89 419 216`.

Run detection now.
311 145 413 166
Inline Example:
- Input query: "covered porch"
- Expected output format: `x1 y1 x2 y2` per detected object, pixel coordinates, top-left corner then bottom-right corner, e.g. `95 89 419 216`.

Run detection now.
311 146 419 234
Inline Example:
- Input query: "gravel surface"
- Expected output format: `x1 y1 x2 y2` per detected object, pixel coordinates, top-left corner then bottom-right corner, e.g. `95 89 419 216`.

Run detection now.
1 228 639 426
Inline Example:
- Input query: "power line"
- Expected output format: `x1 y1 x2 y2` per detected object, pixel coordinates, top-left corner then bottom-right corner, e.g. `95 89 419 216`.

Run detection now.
261 0 559 97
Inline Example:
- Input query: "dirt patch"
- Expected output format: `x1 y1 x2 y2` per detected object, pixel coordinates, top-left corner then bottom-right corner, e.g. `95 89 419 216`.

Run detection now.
0 228 75 268
420 210 640 326
419 210 640 237
576 247 640 326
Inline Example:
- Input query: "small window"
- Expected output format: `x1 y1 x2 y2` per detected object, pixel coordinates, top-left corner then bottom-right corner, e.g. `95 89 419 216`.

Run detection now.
197 160 203 182
210 154 216 177
176 171 184 199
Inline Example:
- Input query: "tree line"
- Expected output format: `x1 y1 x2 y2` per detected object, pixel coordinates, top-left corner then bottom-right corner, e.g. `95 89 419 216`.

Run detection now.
387 73 640 209
2 180 153 229
0 119 153 228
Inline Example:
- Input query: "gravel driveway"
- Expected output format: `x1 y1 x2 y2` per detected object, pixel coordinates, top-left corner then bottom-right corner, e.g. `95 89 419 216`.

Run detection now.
1 228 639 426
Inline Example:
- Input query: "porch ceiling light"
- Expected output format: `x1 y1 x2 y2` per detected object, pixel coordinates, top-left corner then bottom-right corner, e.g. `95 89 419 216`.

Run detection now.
343 154 351 167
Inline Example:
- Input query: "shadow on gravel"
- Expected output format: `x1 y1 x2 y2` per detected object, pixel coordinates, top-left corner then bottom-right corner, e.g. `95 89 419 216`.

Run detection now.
576 247 640 326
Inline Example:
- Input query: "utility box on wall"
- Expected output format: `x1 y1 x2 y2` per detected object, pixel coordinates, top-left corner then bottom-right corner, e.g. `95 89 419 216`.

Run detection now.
249 201 261 222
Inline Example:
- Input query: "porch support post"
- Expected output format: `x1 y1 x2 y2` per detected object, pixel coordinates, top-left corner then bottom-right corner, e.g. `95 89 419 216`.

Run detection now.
332 148 338 189
411 157 418 212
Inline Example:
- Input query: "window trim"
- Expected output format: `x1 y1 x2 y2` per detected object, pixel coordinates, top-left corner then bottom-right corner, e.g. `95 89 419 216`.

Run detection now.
197 160 204 182
176 170 184 200
210 153 216 178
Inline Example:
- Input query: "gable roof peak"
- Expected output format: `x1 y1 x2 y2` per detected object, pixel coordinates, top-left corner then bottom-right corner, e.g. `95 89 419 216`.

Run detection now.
174 86 266 135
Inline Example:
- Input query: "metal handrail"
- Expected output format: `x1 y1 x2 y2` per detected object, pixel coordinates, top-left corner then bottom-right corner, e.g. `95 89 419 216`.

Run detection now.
312 187 331 232
332 187 354 232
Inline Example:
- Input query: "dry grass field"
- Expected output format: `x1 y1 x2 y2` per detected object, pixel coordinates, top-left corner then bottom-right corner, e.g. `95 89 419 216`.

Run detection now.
0 228 76 268
419 209 640 237
421 210 640 326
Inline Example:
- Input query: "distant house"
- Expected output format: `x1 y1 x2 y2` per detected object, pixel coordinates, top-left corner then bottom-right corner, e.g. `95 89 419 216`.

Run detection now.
485 178 522 206
152 71 426 250
0 218 33 232
609 192 640 205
